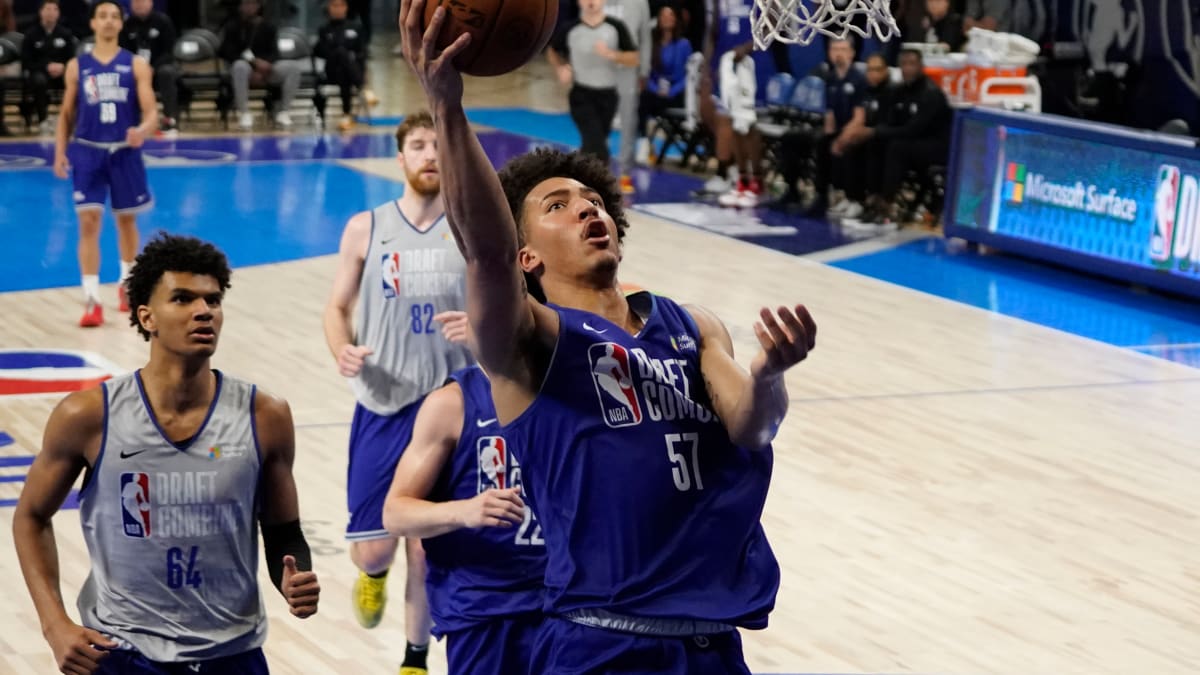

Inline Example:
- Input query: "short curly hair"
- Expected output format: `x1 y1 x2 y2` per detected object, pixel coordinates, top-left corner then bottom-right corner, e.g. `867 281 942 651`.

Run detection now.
126 233 232 341
497 148 629 248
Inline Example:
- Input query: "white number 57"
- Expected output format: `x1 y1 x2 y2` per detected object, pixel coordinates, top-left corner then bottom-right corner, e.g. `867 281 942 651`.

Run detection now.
665 432 703 492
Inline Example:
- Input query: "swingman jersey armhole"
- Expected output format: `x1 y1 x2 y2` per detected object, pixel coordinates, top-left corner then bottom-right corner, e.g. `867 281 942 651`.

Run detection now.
495 308 565 432
78 381 110 498
249 384 262 464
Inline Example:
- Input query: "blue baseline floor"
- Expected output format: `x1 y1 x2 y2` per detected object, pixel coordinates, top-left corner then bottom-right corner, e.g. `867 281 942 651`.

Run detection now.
831 238 1200 367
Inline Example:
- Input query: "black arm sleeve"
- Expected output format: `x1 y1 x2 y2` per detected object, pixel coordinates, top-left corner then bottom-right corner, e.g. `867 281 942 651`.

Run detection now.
609 17 636 52
262 519 312 594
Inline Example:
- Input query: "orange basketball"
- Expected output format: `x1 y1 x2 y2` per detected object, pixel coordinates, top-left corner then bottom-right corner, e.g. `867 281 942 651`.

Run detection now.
423 0 559 77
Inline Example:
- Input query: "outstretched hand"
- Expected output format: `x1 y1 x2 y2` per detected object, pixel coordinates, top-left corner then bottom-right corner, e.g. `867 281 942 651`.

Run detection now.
748 305 817 380
280 555 320 619
399 0 472 105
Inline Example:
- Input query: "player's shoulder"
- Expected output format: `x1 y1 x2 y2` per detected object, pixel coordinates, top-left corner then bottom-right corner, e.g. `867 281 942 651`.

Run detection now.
49 386 106 433
680 303 732 348
252 386 293 431
344 209 374 234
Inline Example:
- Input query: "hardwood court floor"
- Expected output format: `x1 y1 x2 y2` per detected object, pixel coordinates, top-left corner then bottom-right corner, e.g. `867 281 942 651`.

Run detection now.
2 200 1198 673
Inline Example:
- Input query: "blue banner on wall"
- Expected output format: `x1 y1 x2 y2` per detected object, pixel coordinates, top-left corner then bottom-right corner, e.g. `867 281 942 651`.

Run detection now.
945 108 1200 298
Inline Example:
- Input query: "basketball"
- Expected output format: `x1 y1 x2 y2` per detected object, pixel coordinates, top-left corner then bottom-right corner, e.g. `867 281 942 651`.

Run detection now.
422 0 559 77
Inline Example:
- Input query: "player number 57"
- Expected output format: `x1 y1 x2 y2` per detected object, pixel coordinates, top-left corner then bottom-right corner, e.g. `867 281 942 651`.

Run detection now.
665 433 703 492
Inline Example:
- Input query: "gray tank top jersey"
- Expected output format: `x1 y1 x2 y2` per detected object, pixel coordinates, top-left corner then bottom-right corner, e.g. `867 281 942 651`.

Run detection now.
351 201 474 415
77 371 265 662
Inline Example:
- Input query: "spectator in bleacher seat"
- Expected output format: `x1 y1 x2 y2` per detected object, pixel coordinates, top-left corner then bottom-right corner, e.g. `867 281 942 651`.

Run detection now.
855 48 951 223
636 3 691 162
120 0 180 134
218 0 301 130
962 0 1010 33
829 53 894 219
777 38 867 214
918 0 965 52
21 0 75 130
547 0 639 164
316 0 370 132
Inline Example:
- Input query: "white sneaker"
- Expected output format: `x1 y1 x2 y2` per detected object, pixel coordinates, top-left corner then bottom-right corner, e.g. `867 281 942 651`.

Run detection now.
237 112 254 130
718 187 744 207
736 189 762 209
274 112 293 128
827 199 851 216
704 175 731 194
839 202 864 219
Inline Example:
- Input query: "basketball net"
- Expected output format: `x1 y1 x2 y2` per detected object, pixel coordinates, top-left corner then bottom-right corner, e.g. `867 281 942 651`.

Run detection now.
750 0 900 49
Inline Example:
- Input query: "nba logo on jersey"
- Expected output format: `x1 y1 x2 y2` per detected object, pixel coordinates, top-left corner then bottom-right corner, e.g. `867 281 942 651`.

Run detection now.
381 252 401 299
83 75 100 105
120 472 152 538
589 342 643 428
477 436 508 491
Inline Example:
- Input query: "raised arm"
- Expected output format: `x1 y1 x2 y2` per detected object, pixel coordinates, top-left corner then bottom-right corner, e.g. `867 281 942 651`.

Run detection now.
686 304 816 450
255 390 320 618
382 382 524 539
323 211 372 377
13 388 118 673
398 0 543 382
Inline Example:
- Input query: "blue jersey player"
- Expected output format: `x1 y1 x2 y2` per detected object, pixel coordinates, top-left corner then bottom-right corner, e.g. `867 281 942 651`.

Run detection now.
383 365 546 674
53 0 158 328
400 1 818 672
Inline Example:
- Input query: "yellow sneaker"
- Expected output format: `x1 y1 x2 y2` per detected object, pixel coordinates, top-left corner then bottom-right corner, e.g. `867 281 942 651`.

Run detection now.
351 570 388 629
399 668 427 675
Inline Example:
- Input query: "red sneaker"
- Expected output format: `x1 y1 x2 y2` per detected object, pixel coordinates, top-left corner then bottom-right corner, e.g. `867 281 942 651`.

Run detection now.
79 303 104 328
118 285 129 312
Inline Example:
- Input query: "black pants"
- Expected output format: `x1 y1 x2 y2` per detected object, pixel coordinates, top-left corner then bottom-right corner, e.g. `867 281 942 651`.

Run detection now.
569 84 618 163
781 130 869 201
28 71 65 123
324 49 365 114
879 136 949 199
154 63 181 120
637 89 683 136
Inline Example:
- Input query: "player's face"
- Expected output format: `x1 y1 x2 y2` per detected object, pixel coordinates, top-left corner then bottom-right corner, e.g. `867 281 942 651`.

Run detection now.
328 0 348 20
519 177 620 283
399 127 440 197
91 4 123 38
139 272 225 358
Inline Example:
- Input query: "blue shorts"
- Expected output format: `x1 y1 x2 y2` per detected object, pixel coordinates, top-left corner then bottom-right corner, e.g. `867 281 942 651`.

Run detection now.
345 399 423 540
95 647 268 674
69 142 153 213
445 612 543 675
531 617 750 675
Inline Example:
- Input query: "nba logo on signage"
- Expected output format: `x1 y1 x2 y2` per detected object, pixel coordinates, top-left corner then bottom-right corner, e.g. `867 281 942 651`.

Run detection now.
1004 162 1026 203
120 472 152 538
1150 164 1200 273
589 342 643 428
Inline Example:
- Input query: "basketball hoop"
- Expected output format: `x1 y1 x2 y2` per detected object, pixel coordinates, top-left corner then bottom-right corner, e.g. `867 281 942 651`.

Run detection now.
751 0 900 49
